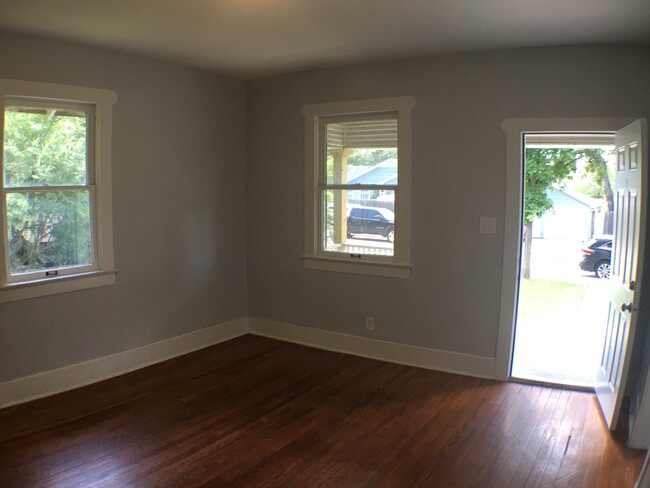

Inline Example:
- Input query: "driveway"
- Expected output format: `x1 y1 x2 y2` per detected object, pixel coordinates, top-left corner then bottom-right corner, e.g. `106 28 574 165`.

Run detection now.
528 237 598 284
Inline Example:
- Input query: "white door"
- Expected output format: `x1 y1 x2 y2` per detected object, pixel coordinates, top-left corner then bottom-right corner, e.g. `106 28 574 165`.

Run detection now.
596 119 647 429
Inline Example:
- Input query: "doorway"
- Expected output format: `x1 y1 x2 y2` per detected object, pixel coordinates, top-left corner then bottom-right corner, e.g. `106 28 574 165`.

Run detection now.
497 118 647 436
510 133 616 388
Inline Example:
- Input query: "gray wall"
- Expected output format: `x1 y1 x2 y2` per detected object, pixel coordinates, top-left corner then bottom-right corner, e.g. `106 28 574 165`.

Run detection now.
2 35 650 384
246 45 650 359
0 33 248 381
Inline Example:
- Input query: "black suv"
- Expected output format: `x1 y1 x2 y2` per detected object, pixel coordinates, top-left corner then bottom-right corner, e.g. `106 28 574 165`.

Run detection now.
579 237 612 279
347 206 395 242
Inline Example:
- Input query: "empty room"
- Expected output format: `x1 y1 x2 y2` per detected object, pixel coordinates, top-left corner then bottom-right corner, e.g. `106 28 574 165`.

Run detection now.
0 1 650 487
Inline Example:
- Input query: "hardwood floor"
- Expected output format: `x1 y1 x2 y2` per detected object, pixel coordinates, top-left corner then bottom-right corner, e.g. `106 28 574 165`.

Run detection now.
0 335 644 487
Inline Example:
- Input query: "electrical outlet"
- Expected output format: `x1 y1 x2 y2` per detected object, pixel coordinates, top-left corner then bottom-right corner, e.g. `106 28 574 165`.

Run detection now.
365 316 375 331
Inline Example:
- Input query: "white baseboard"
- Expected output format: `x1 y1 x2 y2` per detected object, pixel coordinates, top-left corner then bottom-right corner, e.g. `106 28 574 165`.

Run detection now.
1 316 497 409
249 317 495 379
0 316 248 409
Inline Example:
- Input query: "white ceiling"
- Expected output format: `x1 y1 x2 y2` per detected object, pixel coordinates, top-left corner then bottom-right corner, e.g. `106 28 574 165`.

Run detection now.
0 0 648 79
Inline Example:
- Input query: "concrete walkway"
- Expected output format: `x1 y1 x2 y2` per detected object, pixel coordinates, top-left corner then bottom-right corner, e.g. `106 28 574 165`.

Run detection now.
511 238 610 386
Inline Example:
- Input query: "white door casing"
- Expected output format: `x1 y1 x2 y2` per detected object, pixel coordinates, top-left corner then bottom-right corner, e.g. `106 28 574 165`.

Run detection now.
496 118 635 382
595 119 647 430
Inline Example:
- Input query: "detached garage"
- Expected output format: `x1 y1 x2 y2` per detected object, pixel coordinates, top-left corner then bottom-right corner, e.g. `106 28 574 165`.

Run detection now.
532 188 603 241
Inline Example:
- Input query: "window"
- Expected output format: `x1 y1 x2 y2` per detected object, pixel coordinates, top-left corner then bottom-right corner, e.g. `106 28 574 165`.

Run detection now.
302 97 415 278
0 79 117 302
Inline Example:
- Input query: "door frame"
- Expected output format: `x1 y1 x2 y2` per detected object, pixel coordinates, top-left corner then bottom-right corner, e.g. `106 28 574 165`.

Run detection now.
494 117 636 381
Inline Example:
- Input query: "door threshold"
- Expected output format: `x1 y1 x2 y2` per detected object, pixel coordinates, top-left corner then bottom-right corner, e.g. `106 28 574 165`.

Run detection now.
510 375 595 393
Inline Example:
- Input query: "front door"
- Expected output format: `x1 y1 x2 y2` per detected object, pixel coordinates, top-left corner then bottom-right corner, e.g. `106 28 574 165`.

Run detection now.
596 119 647 429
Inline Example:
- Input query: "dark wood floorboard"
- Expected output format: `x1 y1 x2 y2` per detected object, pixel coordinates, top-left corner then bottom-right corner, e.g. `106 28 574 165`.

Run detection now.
0 335 644 487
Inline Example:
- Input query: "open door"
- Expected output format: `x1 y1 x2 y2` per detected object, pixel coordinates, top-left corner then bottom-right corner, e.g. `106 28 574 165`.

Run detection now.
596 119 647 429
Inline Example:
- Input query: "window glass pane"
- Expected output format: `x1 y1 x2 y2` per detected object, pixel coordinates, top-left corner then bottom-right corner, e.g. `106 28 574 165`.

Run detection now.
323 189 395 257
4 106 88 187
326 119 397 185
6 190 93 274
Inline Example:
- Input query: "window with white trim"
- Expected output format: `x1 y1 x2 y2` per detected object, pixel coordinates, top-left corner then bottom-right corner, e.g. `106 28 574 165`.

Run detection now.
302 97 415 278
0 79 117 302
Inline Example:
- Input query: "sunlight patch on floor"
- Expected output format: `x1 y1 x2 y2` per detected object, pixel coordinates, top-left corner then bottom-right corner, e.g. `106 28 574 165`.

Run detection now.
512 240 610 386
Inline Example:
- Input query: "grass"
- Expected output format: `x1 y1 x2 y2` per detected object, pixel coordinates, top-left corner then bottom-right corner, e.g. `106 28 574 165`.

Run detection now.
518 278 587 318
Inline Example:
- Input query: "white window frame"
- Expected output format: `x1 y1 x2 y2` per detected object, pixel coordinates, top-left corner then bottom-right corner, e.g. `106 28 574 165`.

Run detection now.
301 97 415 278
0 79 117 302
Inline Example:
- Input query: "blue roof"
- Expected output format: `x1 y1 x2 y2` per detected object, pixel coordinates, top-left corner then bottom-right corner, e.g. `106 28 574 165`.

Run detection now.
347 159 397 185
547 188 594 208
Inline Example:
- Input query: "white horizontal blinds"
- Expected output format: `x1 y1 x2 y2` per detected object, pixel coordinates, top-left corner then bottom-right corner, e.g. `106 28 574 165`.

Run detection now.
327 119 398 149
325 116 399 187
525 133 615 147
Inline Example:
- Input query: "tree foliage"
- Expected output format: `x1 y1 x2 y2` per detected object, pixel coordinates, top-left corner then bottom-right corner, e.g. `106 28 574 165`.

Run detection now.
581 148 614 209
522 149 577 279
346 149 397 166
524 148 578 223
522 147 614 278
4 109 92 273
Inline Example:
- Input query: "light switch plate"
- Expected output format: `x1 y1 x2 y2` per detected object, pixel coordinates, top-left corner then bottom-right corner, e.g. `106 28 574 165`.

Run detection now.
479 217 496 234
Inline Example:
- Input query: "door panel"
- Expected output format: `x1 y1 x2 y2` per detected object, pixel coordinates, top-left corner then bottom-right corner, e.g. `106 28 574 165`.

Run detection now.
596 119 647 429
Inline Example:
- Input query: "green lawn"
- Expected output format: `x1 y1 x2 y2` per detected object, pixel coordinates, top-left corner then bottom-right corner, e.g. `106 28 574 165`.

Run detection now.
518 278 587 319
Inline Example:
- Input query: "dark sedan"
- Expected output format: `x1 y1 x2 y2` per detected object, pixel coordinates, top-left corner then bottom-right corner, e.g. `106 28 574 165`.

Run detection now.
579 237 612 279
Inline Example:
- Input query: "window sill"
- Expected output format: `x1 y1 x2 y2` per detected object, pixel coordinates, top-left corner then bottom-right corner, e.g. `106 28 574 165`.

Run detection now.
303 256 411 278
0 270 117 303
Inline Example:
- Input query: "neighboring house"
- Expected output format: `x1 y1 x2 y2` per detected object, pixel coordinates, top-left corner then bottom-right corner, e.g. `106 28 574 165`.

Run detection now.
348 158 398 186
347 159 396 208
532 188 605 241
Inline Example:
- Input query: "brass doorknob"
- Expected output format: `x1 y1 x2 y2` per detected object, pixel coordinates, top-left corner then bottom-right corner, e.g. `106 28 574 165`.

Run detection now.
621 303 633 313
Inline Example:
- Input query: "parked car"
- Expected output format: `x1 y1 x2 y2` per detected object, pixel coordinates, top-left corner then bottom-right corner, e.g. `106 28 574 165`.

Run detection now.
579 237 612 279
347 206 395 242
